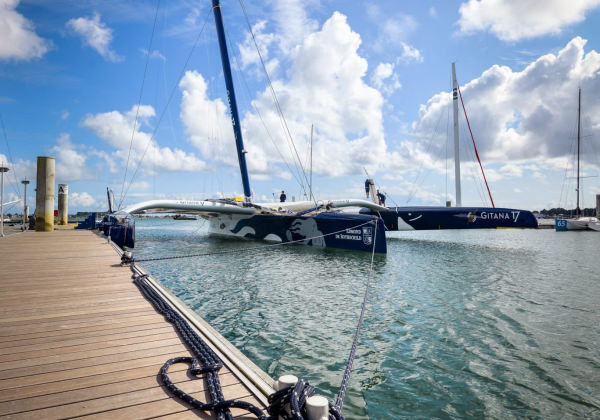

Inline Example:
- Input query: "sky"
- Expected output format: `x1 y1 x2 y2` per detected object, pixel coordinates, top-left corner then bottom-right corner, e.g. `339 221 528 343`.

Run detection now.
1 0 600 213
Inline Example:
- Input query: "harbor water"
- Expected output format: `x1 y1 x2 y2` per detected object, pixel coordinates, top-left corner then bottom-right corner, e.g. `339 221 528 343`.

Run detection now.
134 218 600 419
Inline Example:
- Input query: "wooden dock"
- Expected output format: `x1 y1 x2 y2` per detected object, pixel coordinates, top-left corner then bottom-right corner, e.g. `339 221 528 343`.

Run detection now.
0 229 272 419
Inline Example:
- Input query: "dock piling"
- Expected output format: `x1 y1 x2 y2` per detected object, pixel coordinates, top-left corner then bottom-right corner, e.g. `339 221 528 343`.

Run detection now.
35 156 55 232
596 194 600 218
58 183 68 225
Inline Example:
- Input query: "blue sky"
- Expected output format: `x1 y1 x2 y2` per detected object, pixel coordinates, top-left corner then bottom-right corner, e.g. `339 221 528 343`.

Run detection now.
1 0 600 213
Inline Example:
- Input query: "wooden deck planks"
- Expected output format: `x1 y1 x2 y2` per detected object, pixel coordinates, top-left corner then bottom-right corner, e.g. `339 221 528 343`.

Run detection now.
0 229 267 419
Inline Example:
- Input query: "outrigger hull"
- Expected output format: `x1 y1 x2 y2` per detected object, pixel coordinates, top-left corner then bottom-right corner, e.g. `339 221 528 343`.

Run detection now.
208 212 387 253
362 206 538 230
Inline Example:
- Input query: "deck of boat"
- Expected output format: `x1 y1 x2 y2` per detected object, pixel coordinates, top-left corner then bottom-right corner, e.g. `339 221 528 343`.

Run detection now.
0 229 269 419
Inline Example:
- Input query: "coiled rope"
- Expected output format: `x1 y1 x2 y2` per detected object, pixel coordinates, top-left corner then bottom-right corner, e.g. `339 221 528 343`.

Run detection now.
128 220 379 418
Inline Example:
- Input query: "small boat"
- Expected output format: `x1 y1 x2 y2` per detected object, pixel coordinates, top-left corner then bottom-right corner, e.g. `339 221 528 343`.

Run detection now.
555 88 599 231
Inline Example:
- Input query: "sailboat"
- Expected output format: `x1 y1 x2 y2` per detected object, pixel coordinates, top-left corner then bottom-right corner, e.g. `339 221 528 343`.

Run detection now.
361 63 538 230
555 88 599 231
105 0 387 253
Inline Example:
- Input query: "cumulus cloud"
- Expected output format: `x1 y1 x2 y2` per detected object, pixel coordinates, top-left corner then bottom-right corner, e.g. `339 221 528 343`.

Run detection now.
458 0 600 41
366 4 421 60
181 12 386 179
371 62 401 95
0 0 49 60
51 133 94 182
66 13 122 62
70 191 96 208
412 37 600 178
83 104 206 174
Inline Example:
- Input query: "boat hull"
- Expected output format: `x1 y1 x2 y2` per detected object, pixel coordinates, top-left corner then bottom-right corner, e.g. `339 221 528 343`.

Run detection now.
362 206 538 230
208 212 387 253
555 217 599 231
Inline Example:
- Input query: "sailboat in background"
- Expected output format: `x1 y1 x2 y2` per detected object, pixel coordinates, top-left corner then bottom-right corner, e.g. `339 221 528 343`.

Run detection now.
555 88 599 231
361 63 538 230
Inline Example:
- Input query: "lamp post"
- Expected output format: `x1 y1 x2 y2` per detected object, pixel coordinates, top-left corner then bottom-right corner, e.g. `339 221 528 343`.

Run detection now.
21 179 30 229
0 165 9 237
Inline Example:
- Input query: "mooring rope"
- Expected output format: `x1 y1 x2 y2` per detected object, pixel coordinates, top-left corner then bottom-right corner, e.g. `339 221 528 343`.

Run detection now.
128 220 379 418
133 273 266 420
334 219 378 411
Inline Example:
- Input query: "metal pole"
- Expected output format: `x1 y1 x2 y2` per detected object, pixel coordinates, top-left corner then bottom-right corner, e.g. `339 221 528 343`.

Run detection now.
452 63 462 207
0 166 8 237
212 0 252 201
576 88 581 217
310 124 313 202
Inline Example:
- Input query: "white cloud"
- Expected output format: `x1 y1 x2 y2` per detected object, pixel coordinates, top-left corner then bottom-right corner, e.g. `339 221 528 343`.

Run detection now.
70 191 96 208
83 104 206 174
399 42 423 63
141 48 165 61
412 37 600 171
371 62 401 95
0 0 49 60
180 12 386 179
66 13 122 62
51 133 94 182
429 7 438 18
458 0 600 41
61 110 69 120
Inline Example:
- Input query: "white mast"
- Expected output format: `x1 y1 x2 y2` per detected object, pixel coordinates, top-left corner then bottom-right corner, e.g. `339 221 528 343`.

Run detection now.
452 62 462 207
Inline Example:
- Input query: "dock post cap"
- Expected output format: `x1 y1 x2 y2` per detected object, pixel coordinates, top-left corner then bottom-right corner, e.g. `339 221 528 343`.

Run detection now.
274 374 298 391
305 395 329 420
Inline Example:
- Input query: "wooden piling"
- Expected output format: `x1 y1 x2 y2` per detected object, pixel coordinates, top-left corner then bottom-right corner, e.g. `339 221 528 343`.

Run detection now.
58 184 68 225
35 156 55 232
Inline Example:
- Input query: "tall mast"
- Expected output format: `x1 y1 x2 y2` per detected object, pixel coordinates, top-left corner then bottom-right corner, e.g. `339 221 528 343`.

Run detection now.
212 0 252 201
452 63 462 207
576 87 581 217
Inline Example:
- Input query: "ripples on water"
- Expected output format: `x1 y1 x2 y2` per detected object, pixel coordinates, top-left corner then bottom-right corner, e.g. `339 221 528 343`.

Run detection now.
135 219 600 419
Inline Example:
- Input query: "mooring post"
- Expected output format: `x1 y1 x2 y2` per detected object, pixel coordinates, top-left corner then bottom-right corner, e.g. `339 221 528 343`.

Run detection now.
21 180 29 229
306 395 329 420
35 156 55 232
58 184 68 225
0 165 8 237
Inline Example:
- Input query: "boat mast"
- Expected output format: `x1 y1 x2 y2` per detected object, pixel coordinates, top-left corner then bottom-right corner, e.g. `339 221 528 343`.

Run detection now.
212 0 252 202
452 63 462 207
576 87 581 217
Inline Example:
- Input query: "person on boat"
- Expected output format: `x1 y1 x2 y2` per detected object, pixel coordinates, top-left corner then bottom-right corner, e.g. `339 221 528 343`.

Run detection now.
377 190 386 206
365 179 371 198
280 191 286 203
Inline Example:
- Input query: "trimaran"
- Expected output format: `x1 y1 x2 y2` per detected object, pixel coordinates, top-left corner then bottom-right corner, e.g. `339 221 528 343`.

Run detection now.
104 2 537 253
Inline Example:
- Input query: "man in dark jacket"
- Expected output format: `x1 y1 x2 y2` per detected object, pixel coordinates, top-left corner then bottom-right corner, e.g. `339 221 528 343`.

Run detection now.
280 190 286 202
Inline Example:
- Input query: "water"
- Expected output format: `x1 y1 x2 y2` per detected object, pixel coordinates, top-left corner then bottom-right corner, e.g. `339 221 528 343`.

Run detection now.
134 218 600 419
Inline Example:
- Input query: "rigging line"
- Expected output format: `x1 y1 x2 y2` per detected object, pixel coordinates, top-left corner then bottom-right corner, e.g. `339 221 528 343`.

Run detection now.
558 119 578 208
237 0 311 198
119 9 213 209
405 102 446 204
224 34 307 190
457 86 495 207
0 114 22 199
460 122 488 206
334 218 378 411
118 0 162 209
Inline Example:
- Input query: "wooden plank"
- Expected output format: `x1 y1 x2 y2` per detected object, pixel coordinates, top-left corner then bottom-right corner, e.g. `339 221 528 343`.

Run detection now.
0 229 267 418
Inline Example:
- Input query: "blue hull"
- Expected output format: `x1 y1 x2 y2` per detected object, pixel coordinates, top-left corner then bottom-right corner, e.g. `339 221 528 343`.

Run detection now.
103 211 387 253
211 212 387 253
362 206 538 230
